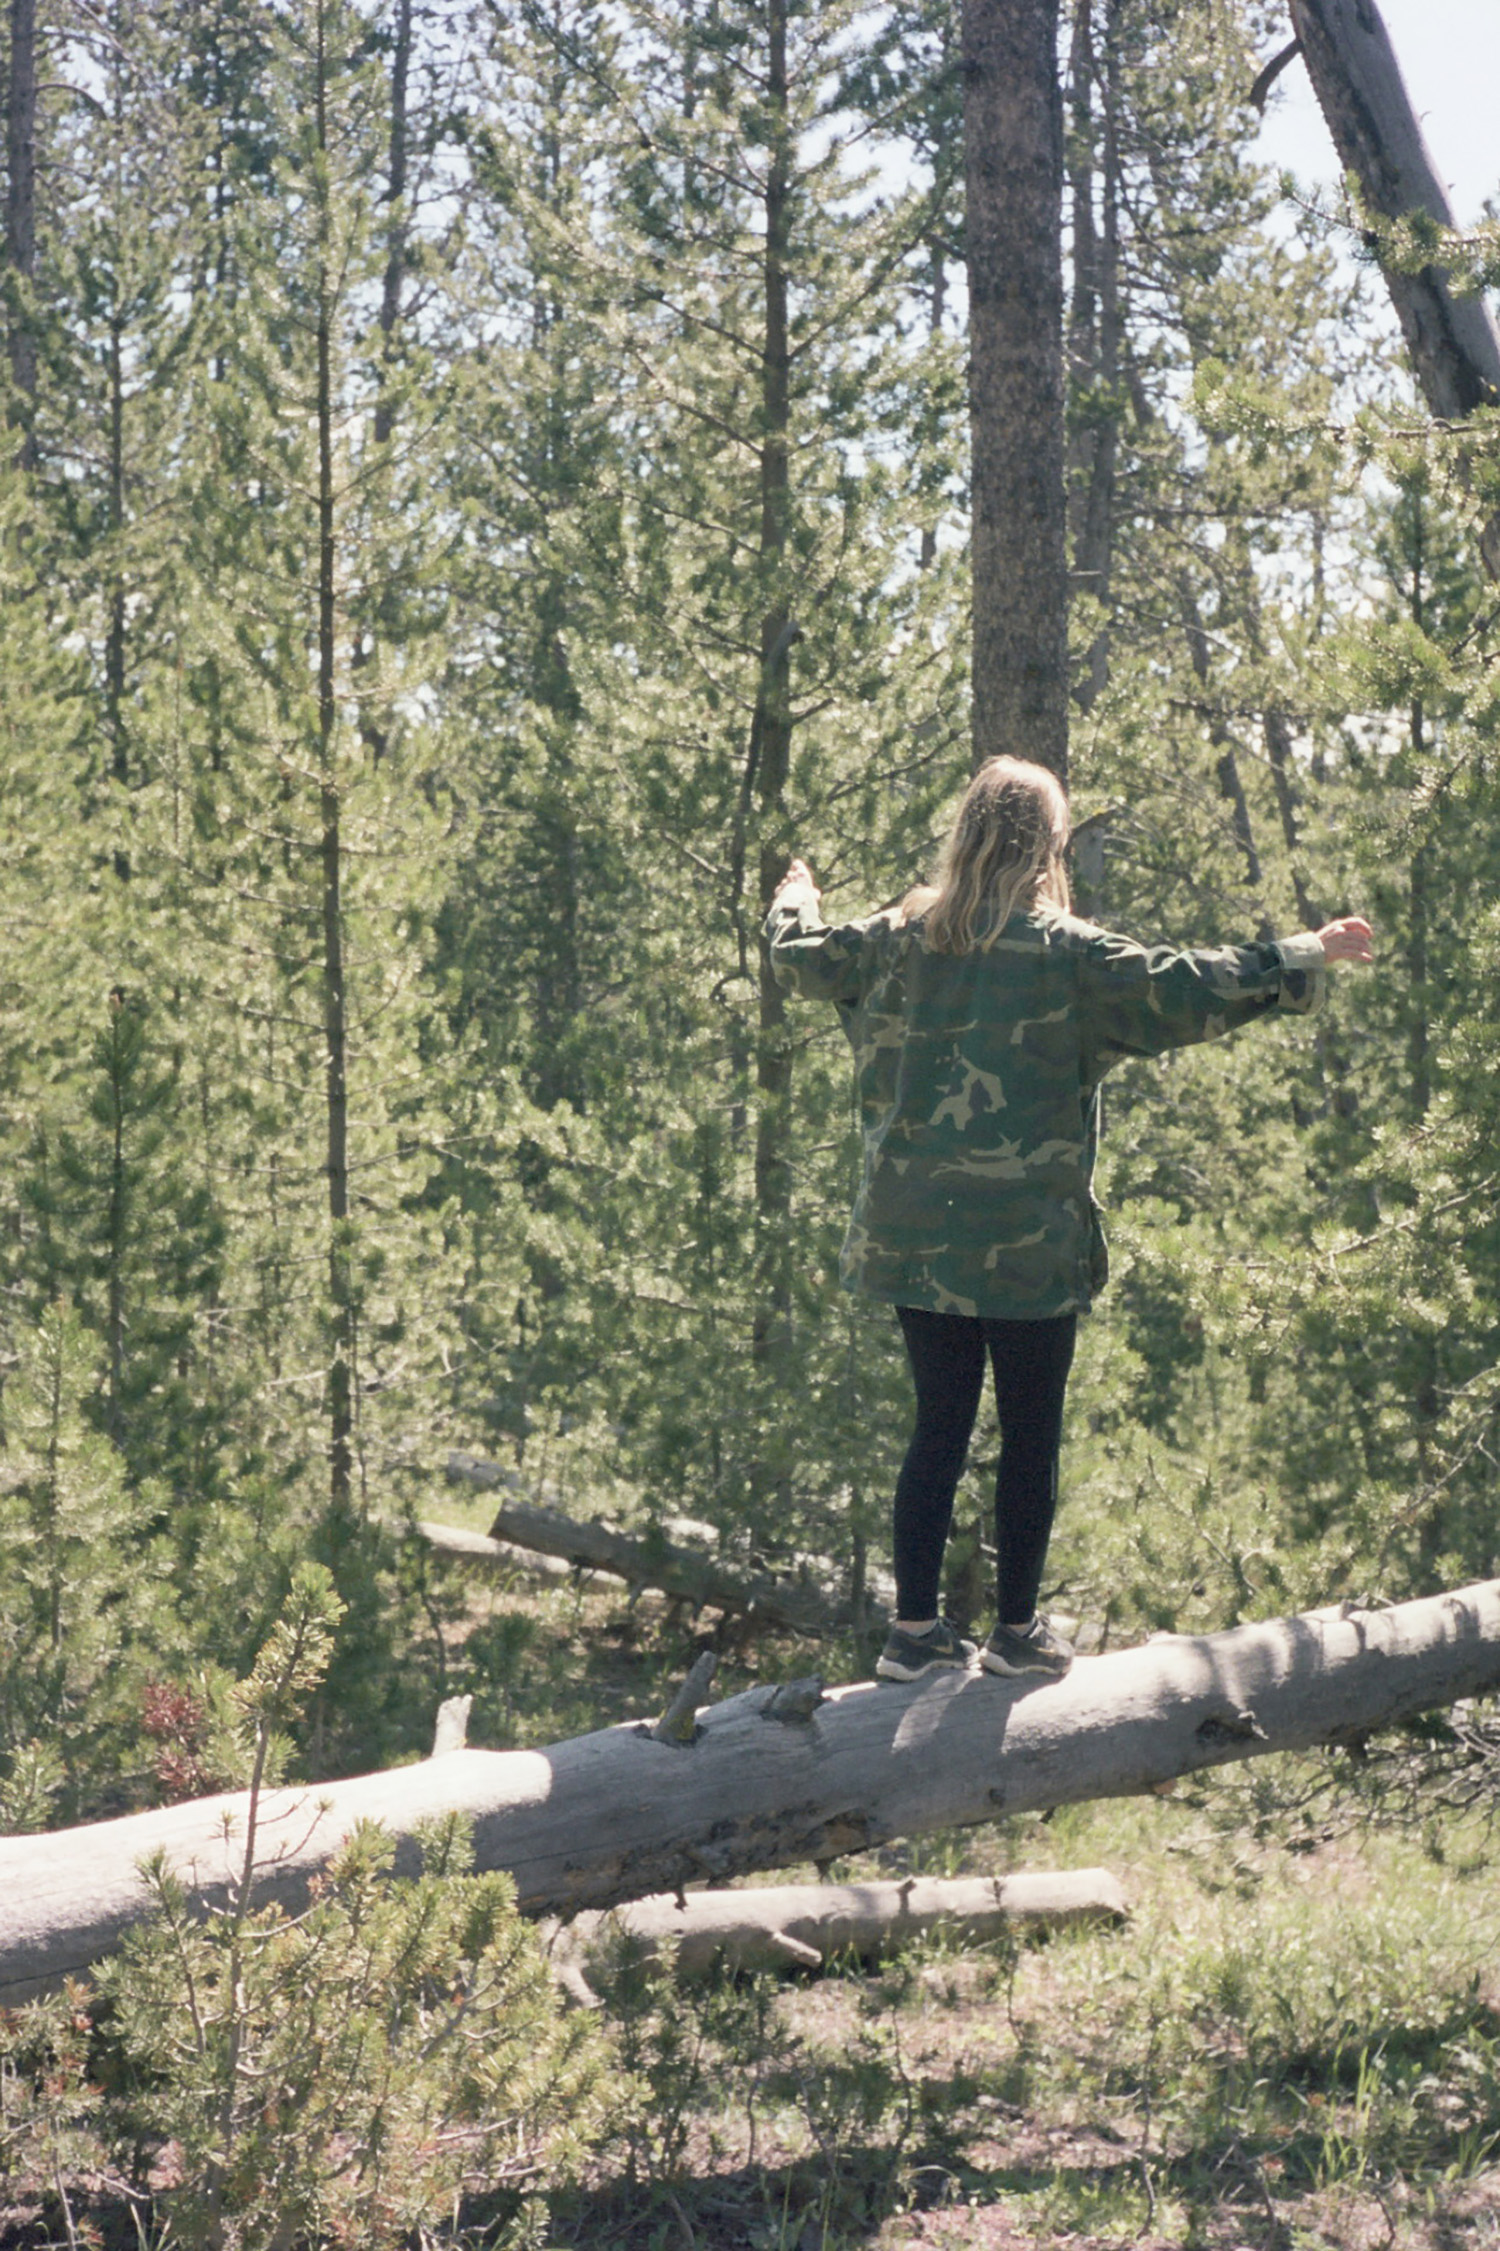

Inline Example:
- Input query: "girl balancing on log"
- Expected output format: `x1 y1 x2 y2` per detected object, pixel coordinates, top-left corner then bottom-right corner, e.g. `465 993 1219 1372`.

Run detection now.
765 757 1373 1685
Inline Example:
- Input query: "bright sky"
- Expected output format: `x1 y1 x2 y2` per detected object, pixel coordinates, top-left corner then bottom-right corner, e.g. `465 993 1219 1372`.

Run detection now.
1255 0 1499 225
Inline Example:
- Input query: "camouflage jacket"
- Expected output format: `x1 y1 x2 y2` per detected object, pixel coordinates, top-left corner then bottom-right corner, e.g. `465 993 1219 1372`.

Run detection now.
764 882 1326 1320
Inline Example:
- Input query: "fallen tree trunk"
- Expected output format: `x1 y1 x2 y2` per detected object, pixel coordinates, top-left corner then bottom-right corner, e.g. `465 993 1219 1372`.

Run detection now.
445 1451 892 1636
409 1518 579 1585
552 1868 1128 1989
3 1580 1497 2003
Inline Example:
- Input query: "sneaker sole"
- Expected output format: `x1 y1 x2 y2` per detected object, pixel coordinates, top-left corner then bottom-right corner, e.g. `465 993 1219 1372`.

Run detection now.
875 1653 974 1682
980 1649 1071 1678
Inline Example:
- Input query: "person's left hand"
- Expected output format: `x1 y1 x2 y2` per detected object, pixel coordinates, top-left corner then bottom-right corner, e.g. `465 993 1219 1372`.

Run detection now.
773 856 819 907
1316 916 1374 965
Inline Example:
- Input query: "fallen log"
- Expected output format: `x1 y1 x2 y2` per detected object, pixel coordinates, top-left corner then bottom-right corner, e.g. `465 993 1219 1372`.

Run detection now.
445 1451 892 1636
553 1868 1128 1988
407 1518 580 1586
3 1580 1498 2004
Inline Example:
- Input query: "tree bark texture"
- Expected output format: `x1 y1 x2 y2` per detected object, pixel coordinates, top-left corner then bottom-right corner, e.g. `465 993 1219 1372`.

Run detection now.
4 1579 1497 2003
314 2 354 1516
4 0 37 457
1289 0 1500 575
964 0 1069 778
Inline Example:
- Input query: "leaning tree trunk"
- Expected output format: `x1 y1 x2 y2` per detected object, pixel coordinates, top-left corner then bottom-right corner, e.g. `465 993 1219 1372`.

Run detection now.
3 1580 1498 2002
964 0 1069 778
1289 0 1500 577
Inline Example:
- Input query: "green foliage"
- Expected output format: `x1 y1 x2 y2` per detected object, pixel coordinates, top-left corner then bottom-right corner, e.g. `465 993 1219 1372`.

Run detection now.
96 1814 599 2250
3 0 1500 2227
0 1301 171 1822
17 997 226 1489
0 1568 601 2250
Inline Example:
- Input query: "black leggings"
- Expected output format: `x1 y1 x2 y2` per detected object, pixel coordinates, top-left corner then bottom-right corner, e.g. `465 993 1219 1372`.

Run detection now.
893 1305 1077 1626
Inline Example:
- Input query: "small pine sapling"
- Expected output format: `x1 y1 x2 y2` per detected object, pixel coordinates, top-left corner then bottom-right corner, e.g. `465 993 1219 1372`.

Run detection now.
90 1563 601 2249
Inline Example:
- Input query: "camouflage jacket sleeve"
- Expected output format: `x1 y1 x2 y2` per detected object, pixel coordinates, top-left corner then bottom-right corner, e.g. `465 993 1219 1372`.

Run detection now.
1077 924 1326 1068
763 881 879 1007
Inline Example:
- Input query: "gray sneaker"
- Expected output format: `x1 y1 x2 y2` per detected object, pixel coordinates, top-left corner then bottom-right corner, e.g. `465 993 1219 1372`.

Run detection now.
981 1615 1075 1678
875 1619 977 1682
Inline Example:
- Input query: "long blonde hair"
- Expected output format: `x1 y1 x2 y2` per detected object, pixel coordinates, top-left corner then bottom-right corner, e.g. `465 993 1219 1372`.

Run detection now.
902 756 1072 953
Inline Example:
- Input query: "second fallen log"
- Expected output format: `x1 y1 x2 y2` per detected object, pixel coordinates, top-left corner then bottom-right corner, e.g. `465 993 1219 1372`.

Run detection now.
556 1867 1128 1983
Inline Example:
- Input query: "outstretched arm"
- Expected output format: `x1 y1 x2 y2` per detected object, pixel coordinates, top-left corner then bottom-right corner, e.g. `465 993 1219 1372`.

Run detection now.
763 856 870 1005
1079 913 1373 1067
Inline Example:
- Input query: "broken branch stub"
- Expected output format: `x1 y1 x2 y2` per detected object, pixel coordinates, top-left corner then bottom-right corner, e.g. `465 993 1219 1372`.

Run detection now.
653 1651 718 1744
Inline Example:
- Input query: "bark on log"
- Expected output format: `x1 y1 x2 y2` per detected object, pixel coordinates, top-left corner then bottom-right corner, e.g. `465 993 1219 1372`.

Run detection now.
445 1452 891 1635
553 1868 1128 1987
1289 0 1500 574
3 1580 1497 2003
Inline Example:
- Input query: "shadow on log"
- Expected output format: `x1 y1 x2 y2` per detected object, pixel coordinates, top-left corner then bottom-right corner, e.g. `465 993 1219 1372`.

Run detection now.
2 1581 1498 2004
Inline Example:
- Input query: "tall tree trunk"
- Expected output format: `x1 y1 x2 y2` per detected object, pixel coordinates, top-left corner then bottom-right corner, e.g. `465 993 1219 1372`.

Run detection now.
356 0 412 766
107 297 131 876
373 0 411 451
752 0 796 1370
106 1009 127 1444
1289 0 1500 577
1404 498 1431 1122
1065 0 1119 714
919 239 947 573
314 0 353 1518
964 0 1068 779
1262 706 1323 930
4 0 38 461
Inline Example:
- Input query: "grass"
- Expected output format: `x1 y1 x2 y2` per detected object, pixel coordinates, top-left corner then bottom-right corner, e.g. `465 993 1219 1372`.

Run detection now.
434 1574 1500 2249
3 1569 1498 2249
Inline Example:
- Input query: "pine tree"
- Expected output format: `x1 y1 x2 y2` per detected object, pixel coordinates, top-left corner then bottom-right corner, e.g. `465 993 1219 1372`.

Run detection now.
440 0 970 1568
15 994 224 1490
0 1301 171 1821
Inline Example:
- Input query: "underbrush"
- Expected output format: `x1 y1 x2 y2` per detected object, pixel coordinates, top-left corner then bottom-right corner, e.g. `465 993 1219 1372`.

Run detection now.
544 1784 1500 2251
2 1577 1498 2249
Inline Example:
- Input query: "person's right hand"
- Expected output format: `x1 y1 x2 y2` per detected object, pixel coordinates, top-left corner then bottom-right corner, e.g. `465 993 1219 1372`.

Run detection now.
773 856 819 907
1316 916 1374 965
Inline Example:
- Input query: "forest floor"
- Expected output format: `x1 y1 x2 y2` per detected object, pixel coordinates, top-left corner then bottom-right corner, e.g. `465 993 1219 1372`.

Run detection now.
4 1546 1499 2250
438 1543 1500 2251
